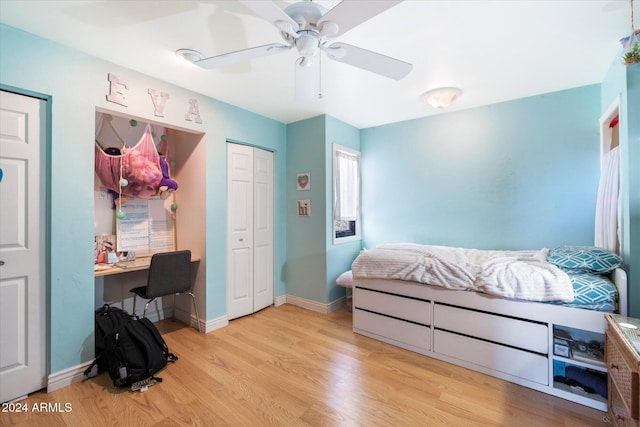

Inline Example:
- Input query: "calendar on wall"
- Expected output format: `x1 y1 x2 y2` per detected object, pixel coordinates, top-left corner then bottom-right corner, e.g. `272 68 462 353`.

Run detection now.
116 196 175 256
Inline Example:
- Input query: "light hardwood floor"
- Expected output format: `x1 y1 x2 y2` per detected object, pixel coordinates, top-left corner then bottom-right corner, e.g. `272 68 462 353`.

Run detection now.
2 304 607 426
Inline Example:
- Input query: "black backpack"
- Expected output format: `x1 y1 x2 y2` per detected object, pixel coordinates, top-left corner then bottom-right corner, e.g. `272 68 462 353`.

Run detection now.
103 316 178 390
93 304 132 373
85 305 177 390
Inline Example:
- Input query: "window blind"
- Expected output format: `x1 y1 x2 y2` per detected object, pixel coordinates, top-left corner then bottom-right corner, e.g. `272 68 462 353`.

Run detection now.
334 150 359 221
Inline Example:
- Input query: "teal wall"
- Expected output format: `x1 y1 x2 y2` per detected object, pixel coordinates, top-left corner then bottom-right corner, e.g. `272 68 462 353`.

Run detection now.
0 24 286 373
285 116 327 302
602 60 640 316
324 116 361 302
286 115 361 304
627 66 640 317
360 86 601 251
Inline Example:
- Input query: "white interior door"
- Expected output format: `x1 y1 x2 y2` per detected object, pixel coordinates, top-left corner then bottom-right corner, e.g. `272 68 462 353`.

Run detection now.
253 148 274 312
227 143 273 320
228 144 255 319
0 90 46 402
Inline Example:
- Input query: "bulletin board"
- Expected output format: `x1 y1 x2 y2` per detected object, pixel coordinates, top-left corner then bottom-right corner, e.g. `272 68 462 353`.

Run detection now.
116 197 175 256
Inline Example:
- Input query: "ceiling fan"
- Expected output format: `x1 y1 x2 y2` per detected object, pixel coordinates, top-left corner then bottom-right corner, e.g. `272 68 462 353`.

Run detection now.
179 0 412 100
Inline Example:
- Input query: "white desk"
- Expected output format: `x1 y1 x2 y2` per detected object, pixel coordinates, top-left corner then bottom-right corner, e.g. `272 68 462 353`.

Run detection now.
94 257 199 277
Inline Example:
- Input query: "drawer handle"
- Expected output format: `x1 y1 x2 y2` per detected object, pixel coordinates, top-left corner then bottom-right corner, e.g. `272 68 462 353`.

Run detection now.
609 363 619 370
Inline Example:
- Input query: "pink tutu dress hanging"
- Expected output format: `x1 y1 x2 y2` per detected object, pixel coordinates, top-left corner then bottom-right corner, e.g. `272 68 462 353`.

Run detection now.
95 124 163 199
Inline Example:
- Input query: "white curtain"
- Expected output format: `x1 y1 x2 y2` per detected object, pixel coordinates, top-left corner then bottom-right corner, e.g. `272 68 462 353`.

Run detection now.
594 145 620 253
334 150 359 221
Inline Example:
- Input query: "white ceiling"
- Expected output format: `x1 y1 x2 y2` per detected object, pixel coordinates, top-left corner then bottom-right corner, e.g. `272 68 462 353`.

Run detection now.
0 0 634 128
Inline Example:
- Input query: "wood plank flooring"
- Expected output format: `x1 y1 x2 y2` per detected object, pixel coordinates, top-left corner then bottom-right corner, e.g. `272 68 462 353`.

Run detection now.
1 304 607 426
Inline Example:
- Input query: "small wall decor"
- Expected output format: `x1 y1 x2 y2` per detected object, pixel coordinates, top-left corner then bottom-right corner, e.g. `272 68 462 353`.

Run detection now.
185 99 203 124
297 173 310 191
106 73 129 107
297 200 311 216
622 30 640 65
148 88 170 117
104 72 203 124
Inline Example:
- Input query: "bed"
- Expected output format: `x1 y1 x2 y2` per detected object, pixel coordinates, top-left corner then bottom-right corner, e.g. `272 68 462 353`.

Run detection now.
349 244 627 410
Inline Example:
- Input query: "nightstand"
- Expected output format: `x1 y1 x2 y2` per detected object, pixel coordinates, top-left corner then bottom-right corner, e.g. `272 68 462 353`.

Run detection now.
606 314 640 426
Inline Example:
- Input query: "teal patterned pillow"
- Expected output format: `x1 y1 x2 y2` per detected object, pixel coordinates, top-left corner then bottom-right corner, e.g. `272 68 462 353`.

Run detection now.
547 246 623 274
553 272 618 312
570 272 617 308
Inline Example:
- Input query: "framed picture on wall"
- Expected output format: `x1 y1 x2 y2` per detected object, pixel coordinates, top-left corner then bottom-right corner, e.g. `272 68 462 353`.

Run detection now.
297 200 311 217
297 173 310 191
95 234 116 264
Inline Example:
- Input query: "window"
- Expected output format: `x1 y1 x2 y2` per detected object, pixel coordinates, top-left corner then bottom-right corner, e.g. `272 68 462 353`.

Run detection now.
333 144 361 243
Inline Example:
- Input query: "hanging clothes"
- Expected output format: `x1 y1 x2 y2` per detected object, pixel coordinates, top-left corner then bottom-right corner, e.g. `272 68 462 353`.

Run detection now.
95 124 163 199
594 145 620 253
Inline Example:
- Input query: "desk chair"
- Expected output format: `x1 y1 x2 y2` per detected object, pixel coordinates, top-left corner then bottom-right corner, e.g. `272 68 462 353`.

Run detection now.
130 250 202 333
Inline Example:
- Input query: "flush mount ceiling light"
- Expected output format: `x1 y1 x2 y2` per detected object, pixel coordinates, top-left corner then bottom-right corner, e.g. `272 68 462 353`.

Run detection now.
422 87 462 109
175 49 204 63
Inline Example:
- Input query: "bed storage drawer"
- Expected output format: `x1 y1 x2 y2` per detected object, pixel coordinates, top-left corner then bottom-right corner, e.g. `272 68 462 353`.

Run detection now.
356 288 431 325
433 304 548 354
354 309 430 352
433 329 548 385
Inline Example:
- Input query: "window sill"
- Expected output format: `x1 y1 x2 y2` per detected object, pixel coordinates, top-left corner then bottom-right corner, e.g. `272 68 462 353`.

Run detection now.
333 234 362 245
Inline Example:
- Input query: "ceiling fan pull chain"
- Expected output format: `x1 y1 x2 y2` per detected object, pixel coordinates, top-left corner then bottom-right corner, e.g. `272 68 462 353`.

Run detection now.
318 53 323 99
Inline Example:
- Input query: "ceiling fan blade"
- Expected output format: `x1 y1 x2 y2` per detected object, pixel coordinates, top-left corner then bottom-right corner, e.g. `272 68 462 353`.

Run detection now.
238 0 299 38
318 0 404 38
295 58 320 101
193 44 291 69
326 42 412 80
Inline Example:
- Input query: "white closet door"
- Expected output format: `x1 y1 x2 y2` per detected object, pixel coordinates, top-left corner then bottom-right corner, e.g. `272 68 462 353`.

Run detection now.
227 144 274 320
253 148 274 312
0 90 46 402
227 144 254 320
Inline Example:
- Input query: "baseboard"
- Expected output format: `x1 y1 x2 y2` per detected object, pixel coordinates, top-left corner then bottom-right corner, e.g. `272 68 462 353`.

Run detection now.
204 315 228 333
274 294 287 307
285 294 346 314
173 306 227 333
328 295 346 313
47 361 93 393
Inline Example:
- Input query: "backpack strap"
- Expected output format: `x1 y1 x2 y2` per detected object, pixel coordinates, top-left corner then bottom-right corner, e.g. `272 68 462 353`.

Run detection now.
83 357 101 378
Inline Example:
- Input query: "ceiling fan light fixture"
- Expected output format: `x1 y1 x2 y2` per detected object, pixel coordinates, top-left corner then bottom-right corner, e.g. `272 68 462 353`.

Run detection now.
323 45 346 59
318 21 339 38
295 31 319 57
422 87 462 109
297 57 314 68
175 49 204 64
